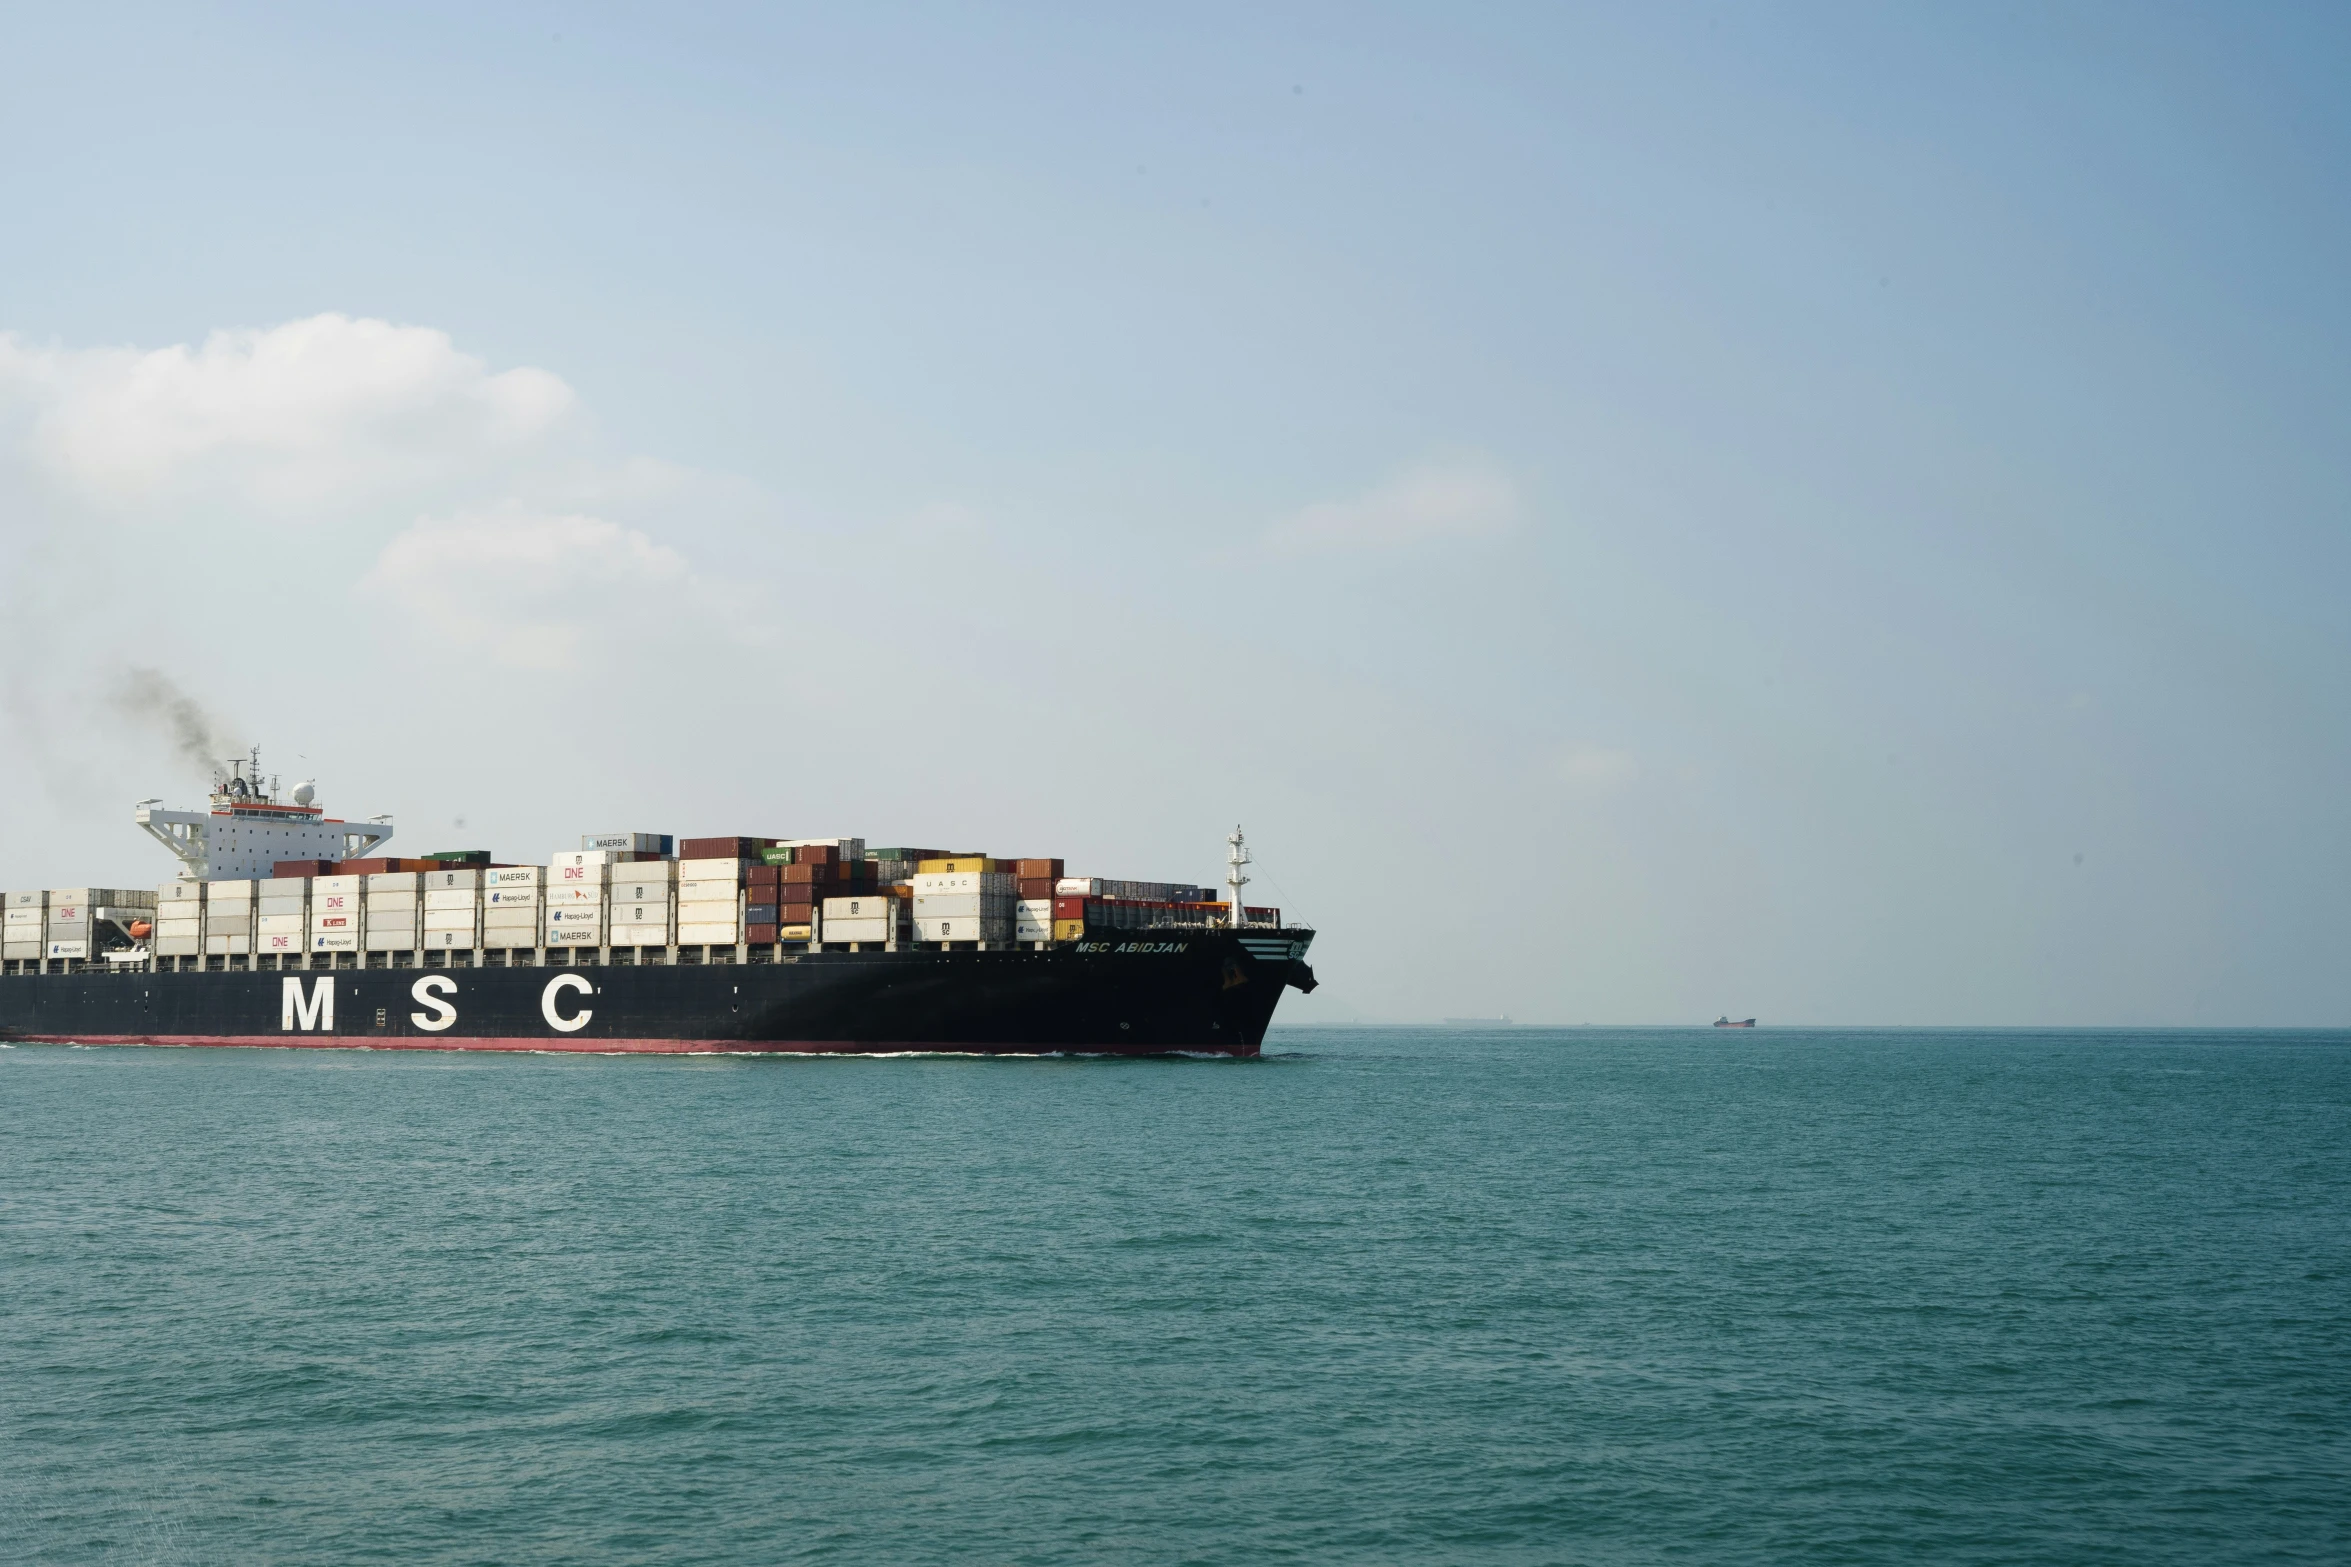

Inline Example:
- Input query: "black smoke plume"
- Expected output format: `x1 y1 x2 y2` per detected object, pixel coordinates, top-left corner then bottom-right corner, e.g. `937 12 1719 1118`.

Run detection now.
111 667 239 779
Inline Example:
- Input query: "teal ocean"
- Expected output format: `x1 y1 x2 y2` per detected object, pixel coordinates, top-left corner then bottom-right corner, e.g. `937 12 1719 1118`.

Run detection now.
4 1028 2347 1565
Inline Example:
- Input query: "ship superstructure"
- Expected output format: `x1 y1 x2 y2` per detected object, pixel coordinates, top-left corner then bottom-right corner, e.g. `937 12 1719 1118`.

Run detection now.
135 750 393 880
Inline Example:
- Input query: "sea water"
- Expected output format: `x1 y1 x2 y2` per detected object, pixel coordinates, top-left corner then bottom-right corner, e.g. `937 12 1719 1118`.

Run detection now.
2 1028 2345 1565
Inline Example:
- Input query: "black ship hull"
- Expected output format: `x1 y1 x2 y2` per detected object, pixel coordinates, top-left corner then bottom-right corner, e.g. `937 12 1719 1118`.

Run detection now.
0 931 1316 1057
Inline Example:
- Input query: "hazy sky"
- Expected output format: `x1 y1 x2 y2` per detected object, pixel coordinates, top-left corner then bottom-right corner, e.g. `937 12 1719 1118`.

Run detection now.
3 3 2345 1024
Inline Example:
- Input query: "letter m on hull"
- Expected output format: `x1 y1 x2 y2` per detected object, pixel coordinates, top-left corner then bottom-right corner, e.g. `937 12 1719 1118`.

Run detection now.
281 976 334 1032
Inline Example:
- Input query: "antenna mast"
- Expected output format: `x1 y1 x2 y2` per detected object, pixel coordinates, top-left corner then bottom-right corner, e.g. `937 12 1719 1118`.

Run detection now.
1225 825 1252 929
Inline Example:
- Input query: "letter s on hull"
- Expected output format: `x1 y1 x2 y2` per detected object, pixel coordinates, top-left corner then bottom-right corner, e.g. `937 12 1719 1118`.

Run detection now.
409 974 458 1032
541 973 593 1033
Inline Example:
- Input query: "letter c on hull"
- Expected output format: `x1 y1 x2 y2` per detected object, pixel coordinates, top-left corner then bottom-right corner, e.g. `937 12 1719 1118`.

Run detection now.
541 973 594 1033
409 974 458 1032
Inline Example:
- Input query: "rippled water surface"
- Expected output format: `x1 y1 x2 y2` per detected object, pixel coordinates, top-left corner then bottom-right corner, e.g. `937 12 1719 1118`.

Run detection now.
4 1028 2348 1564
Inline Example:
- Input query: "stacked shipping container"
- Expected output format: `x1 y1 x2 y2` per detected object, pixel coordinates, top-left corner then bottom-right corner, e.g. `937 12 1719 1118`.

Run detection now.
3 823 1256 976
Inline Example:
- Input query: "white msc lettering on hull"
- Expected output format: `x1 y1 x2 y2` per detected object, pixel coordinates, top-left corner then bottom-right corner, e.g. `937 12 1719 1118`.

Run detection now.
541 973 593 1033
410 974 458 1032
281 976 333 1032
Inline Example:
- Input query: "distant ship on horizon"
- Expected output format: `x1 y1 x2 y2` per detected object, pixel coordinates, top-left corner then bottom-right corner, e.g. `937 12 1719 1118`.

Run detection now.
1443 1015 1513 1026
1714 1016 1757 1028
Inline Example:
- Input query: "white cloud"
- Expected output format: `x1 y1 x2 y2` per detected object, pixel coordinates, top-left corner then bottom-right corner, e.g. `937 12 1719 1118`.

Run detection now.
361 504 763 671
0 313 576 513
1558 746 1639 794
1270 455 1521 552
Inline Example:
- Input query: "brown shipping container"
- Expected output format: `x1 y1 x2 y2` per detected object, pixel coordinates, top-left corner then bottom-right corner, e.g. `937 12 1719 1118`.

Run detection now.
795 844 839 866
781 862 842 885
1016 877 1056 899
745 923 779 943
1014 859 1064 881
680 836 770 860
745 863 780 888
274 859 336 878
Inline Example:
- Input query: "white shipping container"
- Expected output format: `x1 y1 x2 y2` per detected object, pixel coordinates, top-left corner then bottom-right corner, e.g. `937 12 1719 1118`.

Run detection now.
915 916 1010 943
423 910 478 932
311 932 359 952
258 887 308 908
546 927 602 946
309 916 358 937
487 866 544 888
423 888 479 911
482 904 540 924
913 871 1016 896
423 868 481 891
423 928 471 950
44 939 89 958
313 875 361 898
911 893 1014 919
157 917 202 938
677 858 746 880
5 890 44 909
823 916 891 943
484 887 542 908
550 862 609 889
1014 899 1054 940
2 907 41 927
677 921 740 945
549 851 629 873
367 872 421 893
676 878 739 903
544 907 602 927
610 905 669 927
155 935 200 956
366 894 420 913
3 942 43 960
259 931 303 954
676 898 738 924
539 885 599 906
206 934 252 956
258 913 305 936
206 905 254 927
609 870 677 902
821 895 899 920
208 886 257 907
159 881 204 906
365 925 420 952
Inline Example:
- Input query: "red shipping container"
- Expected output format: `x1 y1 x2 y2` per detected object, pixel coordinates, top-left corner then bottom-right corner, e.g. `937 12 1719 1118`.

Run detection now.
680 835 770 860
745 923 779 944
794 844 839 866
1052 896 1092 920
274 859 336 878
1013 858 1064 881
1016 877 1055 899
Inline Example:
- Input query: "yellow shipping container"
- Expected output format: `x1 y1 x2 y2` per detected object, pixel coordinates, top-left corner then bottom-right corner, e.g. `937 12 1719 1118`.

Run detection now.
1053 919 1085 941
916 857 1000 874
780 924 813 941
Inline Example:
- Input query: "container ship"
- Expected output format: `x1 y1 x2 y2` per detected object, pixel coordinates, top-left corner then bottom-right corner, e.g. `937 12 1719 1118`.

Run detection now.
0 755 1316 1057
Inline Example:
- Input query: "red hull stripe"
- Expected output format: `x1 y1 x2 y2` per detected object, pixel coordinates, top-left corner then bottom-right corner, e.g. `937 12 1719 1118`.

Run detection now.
8 1033 1248 1057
